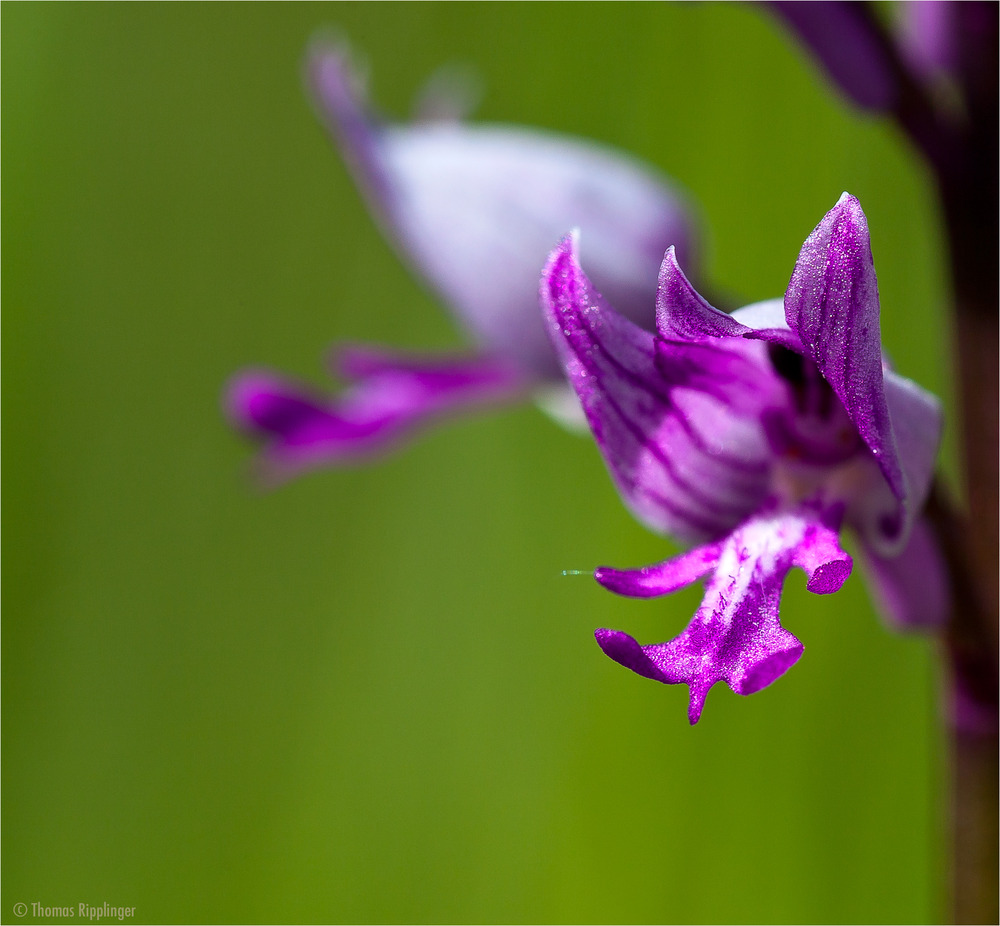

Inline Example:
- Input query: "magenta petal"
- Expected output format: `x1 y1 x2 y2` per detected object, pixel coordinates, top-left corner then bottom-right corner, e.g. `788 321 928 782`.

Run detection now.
226 349 524 480
542 235 777 543
227 372 332 440
765 2 899 110
784 194 906 501
655 248 751 340
595 542 722 598
308 42 697 379
793 507 853 593
594 505 852 723
858 516 949 630
595 629 670 684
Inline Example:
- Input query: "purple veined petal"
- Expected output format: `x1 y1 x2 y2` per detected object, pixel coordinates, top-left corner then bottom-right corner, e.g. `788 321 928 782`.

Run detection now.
857 515 949 630
847 367 943 555
542 234 778 543
655 247 751 340
595 504 852 723
225 347 525 483
308 41 698 380
783 193 907 503
764 2 899 111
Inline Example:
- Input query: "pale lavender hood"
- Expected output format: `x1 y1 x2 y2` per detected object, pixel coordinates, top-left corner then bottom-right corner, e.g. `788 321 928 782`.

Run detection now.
309 41 698 379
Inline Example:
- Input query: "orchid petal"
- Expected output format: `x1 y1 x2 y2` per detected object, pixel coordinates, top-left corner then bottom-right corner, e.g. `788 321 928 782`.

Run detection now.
595 542 722 598
309 42 697 379
784 194 907 502
655 248 751 340
792 506 853 593
857 515 949 629
765 2 899 110
596 505 851 723
848 368 943 554
226 348 524 482
542 235 777 543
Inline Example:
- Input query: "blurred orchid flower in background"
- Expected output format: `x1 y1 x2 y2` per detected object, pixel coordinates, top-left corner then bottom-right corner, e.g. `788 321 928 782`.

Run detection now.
226 41 698 481
543 194 944 723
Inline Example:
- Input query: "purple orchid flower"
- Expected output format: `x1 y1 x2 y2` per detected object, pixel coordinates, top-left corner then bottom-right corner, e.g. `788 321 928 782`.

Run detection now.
226 41 697 481
542 193 944 723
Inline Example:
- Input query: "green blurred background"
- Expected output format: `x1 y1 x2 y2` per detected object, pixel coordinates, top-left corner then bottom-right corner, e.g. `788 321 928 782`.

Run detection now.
4 3 953 923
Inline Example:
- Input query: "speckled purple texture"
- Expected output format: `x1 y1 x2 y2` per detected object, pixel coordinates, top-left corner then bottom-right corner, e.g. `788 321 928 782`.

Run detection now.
595 504 850 724
543 196 943 720
784 194 903 501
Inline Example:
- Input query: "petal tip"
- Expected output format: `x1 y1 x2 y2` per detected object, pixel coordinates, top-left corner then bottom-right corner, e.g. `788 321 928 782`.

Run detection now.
305 34 351 96
687 690 707 725
738 642 804 696
223 370 288 429
805 555 853 594
594 629 663 683
821 191 867 236
541 230 587 317
593 565 623 594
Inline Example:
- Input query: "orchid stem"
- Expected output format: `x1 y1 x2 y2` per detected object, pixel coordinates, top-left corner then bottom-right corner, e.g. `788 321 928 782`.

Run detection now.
927 481 999 925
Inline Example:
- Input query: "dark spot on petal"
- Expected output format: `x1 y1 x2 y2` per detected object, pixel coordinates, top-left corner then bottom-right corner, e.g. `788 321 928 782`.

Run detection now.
767 343 806 385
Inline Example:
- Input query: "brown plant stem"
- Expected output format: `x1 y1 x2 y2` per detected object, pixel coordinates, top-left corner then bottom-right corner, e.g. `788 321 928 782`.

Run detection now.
940 235 999 926
926 480 999 926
